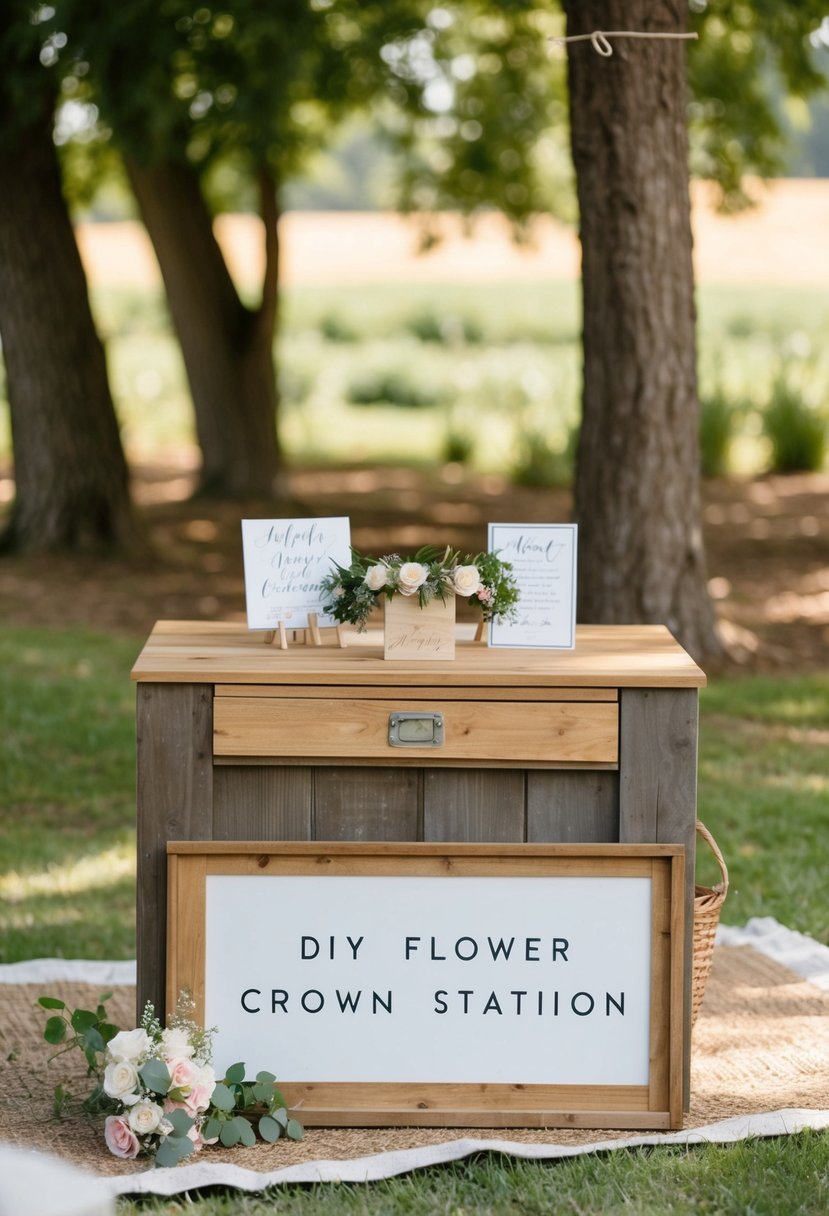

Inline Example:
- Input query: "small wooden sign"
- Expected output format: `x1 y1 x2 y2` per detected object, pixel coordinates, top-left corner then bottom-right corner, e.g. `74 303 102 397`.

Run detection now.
383 595 456 660
167 842 685 1129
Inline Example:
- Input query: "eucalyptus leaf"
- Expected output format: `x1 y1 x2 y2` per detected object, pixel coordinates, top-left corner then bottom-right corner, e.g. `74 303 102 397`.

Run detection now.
97 991 113 1003
165 1108 195 1136
99 1023 119 1045
84 1026 105 1053
210 1082 236 1112
155 1135 193 1168
219 1120 241 1148
286 1118 305 1141
44 1016 67 1045
139 1058 171 1095
271 1106 288 1129
225 1062 246 1085
203 1117 221 1141
252 1083 273 1104
255 1070 276 1085
70 1008 97 1033
258 1115 280 1143
38 997 65 1010
237 1118 256 1148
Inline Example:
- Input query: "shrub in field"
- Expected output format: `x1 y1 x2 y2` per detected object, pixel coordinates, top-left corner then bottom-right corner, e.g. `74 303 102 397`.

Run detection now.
699 385 742 478
319 312 358 343
346 368 450 408
443 427 475 464
511 424 578 488
405 309 484 345
762 366 827 473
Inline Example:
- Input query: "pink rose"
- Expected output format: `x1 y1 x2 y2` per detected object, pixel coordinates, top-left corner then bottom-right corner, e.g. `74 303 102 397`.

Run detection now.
104 1115 140 1160
167 1056 201 1090
183 1081 214 1116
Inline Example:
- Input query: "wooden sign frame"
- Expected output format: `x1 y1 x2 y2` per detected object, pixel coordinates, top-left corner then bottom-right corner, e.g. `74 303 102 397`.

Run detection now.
167 842 685 1130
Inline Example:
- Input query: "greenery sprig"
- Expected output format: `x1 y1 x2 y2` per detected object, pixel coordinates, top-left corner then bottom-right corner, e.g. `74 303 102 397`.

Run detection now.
320 544 519 632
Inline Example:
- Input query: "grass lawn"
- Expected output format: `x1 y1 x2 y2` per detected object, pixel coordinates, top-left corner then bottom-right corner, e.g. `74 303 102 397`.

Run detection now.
1 626 827 1213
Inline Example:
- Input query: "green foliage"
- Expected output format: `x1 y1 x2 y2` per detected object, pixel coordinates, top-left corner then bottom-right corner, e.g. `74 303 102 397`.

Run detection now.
699 383 743 478
689 1 829 209
511 425 577 489
319 313 359 343
763 366 827 473
405 310 484 345
206 1065 304 1147
346 369 449 409
38 992 118 1111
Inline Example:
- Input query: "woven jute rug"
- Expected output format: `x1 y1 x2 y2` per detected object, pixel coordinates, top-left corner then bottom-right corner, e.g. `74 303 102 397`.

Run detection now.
1 945 828 1193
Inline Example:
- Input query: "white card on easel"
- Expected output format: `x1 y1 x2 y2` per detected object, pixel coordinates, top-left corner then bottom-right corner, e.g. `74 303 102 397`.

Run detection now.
487 522 577 649
241 517 351 630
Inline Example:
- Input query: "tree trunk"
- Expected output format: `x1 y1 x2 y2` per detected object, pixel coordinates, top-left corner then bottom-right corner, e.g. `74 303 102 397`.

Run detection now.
563 0 722 660
0 86 143 555
125 158 282 498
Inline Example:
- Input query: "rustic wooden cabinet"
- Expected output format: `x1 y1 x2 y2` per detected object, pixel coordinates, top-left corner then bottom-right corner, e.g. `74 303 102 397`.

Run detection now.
132 620 705 1105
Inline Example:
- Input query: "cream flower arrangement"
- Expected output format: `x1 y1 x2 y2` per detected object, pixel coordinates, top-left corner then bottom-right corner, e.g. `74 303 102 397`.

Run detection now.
320 545 519 632
39 992 303 1168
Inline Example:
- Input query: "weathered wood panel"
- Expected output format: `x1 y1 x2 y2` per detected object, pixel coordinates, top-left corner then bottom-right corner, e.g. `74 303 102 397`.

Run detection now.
213 766 312 840
619 687 698 1109
313 768 420 840
136 683 213 1021
423 770 525 841
527 771 619 842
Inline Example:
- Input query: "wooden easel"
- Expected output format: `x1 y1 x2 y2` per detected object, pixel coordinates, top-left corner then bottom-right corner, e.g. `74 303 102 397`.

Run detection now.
263 613 347 649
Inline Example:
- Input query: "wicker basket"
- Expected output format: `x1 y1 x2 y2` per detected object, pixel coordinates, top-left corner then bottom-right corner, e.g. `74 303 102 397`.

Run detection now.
692 819 729 1026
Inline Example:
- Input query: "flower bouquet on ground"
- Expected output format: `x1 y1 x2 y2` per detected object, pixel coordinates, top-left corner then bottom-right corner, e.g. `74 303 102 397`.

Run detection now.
320 544 520 632
39 992 303 1168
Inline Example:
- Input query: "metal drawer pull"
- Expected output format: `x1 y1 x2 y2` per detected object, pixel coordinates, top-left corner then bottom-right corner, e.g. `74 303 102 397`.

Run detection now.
388 711 444 747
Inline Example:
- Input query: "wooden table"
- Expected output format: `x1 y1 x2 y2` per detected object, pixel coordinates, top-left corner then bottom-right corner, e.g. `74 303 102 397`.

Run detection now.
132 620 705 1104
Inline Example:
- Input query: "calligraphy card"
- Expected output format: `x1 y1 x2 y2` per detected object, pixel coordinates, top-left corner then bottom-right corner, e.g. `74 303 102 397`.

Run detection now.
487 522 577 649
241 517 351 630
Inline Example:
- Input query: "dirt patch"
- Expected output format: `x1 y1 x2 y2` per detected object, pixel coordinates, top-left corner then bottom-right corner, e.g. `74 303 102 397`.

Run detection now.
0 458 826 672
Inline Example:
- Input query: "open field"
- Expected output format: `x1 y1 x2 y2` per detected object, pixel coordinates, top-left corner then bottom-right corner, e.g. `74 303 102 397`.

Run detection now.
75 180 829 288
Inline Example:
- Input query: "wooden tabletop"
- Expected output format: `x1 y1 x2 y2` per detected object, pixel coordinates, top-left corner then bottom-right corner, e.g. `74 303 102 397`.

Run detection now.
131 621 706 688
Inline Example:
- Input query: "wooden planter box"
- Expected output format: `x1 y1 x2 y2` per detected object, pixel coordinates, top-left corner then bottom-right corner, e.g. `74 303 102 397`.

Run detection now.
383 594 456 660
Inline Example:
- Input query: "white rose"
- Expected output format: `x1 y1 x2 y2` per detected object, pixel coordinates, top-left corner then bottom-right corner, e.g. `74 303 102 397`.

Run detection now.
127 1099 164 1136
103 1059 140 1101
107 1027 150 1063
364 564 388 592
396 562 428 596
451 565 482 597
160 1027 194 1060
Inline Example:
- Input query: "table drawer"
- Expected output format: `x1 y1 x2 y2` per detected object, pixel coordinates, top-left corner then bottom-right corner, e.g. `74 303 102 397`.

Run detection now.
213 696 619 764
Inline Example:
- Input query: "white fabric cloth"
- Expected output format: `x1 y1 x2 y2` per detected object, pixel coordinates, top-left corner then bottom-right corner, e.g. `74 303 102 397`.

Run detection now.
85 1109 829 1197
716 916 829 990
0 959 136 986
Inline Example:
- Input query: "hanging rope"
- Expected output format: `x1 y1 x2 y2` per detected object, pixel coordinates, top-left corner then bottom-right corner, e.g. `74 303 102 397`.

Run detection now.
550 30 699 57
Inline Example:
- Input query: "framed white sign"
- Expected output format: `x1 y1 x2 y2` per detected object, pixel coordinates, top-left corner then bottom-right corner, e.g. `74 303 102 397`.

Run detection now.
487 523 577 649
167 842 685 1129
241 517 350 630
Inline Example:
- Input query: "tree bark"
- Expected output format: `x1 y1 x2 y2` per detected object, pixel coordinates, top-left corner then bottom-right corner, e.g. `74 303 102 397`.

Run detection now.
0 86 143 555
563 0 721 660
125 158 282 499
